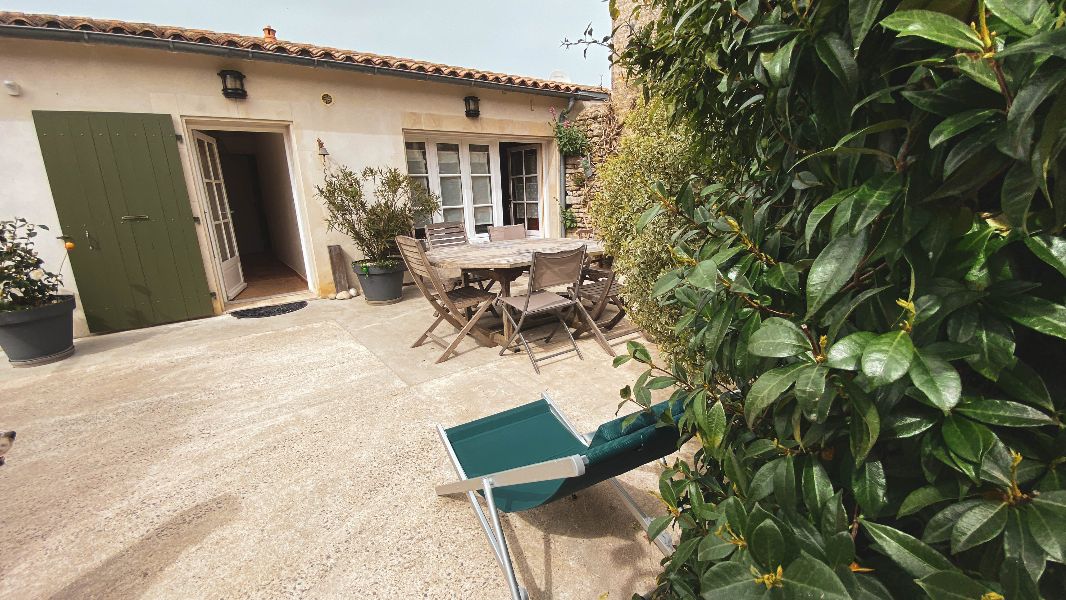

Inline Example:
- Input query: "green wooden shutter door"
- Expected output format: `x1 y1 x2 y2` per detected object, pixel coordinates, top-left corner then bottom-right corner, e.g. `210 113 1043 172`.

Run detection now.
33 111 213 332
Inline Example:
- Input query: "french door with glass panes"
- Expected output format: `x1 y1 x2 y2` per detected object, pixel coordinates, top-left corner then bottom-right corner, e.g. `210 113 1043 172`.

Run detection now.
404 138 502 239
507 145 541 234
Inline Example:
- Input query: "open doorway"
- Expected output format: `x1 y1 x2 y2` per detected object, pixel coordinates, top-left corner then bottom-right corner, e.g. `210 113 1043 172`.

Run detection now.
191 130 309 302
499 142 542 235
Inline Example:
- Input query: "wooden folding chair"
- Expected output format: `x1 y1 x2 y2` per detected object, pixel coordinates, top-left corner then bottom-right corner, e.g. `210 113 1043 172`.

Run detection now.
396 236 497 363
425 221 495 291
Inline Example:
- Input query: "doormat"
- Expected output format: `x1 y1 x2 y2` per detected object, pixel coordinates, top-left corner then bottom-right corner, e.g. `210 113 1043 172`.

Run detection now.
230 301 308 319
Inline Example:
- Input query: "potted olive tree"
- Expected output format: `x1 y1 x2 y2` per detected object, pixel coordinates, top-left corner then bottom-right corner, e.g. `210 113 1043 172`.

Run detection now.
318 165 438 304
0 219 75 366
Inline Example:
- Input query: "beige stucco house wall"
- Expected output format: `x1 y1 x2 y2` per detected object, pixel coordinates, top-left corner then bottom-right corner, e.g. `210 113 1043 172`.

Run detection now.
0 34 603 337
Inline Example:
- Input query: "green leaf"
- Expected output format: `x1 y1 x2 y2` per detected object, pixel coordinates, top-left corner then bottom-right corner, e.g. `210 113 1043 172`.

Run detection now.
795 365 828 409
1000 557 1041 600
825 531 855 569
700 561 768 599
1001 162 1036 231
652 271 681 297
951 500 1008 553
986 0 1044 35
850 391 880 466
916 570 993 600
998 28 1066 59
925 499 984 543
897 483 954 518
687 259 719 290
746 24 804 46
1008 63 1066 149
748 317 811 357
880 10 983 51
850 0 885 51
802 457 833 514
850 173 903 234
765 262 801 295
1023 234 1066 278
763 37 798 87
806 230 868 318
750 519 785 570
955 396 1053 427
1028 490 1066 562
833 120 909 151
635 203 664 231
941 415 992 463
647 515 673 543
996 359 1054 412
928 109 999 148
964 315 1016 381
698 531 737 561
1003 507 1047 583
703 400 727 449
852 460 887 517
907 349 961 412
826 331 876 370
993 295 1066 341
861 330 915 386
815 33 858 92
861 519 955 578
744 363 808 426
805 188 855 247
782 553 850 600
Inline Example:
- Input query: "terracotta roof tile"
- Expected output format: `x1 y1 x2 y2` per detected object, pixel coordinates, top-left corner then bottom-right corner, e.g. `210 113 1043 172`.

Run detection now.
0 11 607 97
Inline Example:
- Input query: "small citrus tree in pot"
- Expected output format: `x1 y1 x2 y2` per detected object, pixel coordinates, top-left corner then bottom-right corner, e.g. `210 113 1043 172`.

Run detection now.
0 218 76 366
318 165 438 304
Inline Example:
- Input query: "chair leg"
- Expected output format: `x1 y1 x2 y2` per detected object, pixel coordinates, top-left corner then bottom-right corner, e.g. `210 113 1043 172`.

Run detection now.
557 309 583 361
437 301 490 363
414 314 445 348
575 300 615 357
498 307 525 356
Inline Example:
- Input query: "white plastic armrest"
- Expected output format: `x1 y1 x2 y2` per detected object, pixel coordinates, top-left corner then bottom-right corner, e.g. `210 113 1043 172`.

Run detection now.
435 455 587 496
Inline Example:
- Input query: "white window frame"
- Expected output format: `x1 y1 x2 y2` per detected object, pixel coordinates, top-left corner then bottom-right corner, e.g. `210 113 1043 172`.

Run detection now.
402 136 545 239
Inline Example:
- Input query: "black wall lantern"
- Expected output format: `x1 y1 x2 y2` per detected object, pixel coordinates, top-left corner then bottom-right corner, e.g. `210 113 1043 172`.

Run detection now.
218 70 247 99
464 96 480 118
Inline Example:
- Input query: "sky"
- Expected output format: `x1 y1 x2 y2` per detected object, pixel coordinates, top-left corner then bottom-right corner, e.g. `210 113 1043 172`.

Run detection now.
4 0 613 87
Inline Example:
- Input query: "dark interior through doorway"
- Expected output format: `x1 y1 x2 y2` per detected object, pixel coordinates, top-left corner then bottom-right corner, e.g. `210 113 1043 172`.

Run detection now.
202 130 308 301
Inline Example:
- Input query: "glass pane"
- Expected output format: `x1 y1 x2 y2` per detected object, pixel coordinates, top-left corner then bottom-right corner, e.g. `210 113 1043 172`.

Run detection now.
527 200 540 218
513 202 525 219
205 181 221 222
443 207 464 223
510 151 523 176
197 140 212 179
208 145 222 181
524 149 537 175
440 177 463 207
474 206 493 235
214 223 229 260
409 176 429 192
215 183 229 217
437 143 460 175
472 176 491 205
226 226 237 259
470 144 490 174
511 179 524 202
405 142 428 175
525 179 538 203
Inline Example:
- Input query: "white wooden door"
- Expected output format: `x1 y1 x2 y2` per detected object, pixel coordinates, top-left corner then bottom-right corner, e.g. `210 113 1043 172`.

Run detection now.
192 131 246 299
507 145 542 236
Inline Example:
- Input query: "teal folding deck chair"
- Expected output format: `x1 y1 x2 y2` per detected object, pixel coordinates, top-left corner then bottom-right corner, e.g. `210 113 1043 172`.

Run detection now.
435 394 682 600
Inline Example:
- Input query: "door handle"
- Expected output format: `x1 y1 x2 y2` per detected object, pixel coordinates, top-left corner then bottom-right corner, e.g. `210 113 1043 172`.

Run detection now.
121 215 150 222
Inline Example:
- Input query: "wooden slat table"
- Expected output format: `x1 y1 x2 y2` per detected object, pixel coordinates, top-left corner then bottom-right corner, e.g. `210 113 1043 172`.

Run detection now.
425 238 604 345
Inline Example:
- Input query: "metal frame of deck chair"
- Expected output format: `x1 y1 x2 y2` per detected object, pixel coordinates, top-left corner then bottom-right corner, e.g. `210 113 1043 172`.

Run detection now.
436 393 679 600
396 235 497 363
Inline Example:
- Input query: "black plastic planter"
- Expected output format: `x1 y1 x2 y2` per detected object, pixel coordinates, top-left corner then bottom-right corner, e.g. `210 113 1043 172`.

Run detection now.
354 262 405 305
0 295 76 367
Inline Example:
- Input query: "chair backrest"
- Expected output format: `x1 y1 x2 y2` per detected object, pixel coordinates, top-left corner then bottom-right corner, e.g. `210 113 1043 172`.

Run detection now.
395 235 450 302
529 246 586 292
425 221 469 249
487 225 526 242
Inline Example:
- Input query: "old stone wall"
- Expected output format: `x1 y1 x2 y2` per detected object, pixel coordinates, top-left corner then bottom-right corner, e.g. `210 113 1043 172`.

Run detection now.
563 101 622 232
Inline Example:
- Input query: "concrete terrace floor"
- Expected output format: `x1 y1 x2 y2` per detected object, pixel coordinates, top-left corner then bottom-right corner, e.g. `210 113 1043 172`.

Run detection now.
0 287 672 599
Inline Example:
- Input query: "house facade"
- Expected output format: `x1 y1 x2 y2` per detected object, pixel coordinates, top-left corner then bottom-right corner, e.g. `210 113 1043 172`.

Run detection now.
0 12 607 337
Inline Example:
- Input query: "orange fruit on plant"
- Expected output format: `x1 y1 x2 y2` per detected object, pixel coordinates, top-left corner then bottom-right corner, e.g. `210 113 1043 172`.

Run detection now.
64 241 75 250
